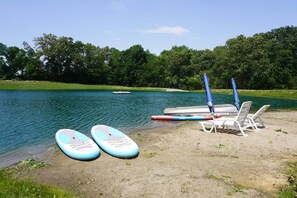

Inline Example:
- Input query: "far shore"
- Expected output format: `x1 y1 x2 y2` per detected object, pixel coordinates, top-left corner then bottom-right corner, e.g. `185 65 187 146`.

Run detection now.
11 110 297 197
1 80 297 99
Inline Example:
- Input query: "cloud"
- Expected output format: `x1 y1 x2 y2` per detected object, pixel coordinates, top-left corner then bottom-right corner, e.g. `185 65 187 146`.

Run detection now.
111 0 134 11
139 26 190 35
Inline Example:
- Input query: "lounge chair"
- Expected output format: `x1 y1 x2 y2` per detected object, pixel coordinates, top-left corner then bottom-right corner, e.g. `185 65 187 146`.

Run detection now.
247 105 270 130
200 101 254 137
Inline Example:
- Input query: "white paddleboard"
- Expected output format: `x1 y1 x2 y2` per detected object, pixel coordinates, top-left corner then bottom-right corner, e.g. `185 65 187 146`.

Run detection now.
55 129 100 160
91 125 139 158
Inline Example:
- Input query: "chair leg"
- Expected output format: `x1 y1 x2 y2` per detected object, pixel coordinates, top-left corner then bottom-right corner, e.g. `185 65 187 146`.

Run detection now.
200 121 215 133
249 118 259 131
258 118 267 128
240 127 248 137
235 121 248 137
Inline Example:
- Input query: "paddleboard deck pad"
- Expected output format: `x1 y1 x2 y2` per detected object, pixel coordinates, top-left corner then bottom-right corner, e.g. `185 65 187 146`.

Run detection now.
55 129 100 160
151 115 222 121
91 125 139 158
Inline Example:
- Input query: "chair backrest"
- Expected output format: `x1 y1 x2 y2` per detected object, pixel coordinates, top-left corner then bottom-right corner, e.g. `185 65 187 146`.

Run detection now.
251 105 270 120
235 101 252 125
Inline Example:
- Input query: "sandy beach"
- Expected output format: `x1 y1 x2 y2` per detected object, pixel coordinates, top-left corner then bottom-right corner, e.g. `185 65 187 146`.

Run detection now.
19 110 297 197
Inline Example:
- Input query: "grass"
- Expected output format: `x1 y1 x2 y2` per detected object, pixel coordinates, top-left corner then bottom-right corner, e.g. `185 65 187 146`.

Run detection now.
0 170 76 198
0 80 297 99
209 89 297 100
1 80 297 99
0 159 77 198
0 80 164 91
215 143 226 149
279 161 297 198
142 150 160 158
4 159 48 177
203 173 246 196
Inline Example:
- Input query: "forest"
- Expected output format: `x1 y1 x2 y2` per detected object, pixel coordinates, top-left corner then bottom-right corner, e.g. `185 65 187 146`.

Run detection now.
0 26 296 90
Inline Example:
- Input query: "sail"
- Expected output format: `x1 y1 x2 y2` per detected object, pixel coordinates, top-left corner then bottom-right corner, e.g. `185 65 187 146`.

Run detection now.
231 78 240 111
203 73 214 113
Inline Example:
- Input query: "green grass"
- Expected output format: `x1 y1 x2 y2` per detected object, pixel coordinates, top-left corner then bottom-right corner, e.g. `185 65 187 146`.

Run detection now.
0 80 296 99
0 159 77 198
0 80 164 91
209 89 297 99
0 170 76 198
279 161 297 198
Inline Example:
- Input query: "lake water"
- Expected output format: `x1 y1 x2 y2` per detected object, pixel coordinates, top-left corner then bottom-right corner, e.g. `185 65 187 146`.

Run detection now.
0 90 296 168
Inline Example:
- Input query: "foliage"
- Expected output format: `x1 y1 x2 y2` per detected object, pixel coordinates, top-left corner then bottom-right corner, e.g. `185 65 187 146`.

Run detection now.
1 26 297 90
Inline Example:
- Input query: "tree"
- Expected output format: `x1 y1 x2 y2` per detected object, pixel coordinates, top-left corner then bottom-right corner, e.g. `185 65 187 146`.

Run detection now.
22 42 43 80
159 46 193 89
106 48 123 85
0 45 29 80
139 52 162 87
121 45 147 86
83 44 109 84
1 26 297 89
0 43 7 78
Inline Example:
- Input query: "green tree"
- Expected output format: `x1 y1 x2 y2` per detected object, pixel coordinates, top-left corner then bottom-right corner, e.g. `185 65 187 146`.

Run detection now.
22 42 43 80
83 44 109 84
0 45 29 80
121 45 147 86
1 25 297 89
159 46 193 89
0 43 7 78
106 48 123 85
139 52 162 87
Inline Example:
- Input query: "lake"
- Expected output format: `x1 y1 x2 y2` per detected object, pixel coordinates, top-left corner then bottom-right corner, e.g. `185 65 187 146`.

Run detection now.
0 90 296 168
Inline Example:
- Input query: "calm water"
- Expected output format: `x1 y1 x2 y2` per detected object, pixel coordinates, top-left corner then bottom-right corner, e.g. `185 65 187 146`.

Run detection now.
0 90 296 167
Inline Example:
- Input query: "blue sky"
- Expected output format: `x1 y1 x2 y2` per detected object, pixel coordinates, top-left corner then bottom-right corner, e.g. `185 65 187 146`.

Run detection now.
1 0 297 55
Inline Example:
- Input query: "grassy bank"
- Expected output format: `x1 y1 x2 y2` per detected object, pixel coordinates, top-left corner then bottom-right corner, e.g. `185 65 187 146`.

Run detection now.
0 80 296 99
0 80 165 92
0 171 76 197
0 159 76 198
208 89 297 100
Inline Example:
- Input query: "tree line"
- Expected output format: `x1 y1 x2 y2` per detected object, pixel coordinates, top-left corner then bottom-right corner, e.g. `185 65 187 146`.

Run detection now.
0 26 296 90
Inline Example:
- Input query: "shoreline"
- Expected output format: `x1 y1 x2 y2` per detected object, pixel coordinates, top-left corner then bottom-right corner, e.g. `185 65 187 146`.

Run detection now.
10 110 297 197
0 142 54 169
0 121 183 169
1 80 297 99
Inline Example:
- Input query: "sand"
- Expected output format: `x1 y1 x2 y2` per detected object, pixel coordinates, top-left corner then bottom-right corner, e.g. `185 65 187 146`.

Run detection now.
22 110 297 197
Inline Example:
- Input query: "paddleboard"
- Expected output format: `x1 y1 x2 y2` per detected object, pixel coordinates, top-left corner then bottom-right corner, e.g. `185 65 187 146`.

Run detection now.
112 91 131 94
55 129 100 160
151 115 222 121
91 125 139 158
163 104 237 115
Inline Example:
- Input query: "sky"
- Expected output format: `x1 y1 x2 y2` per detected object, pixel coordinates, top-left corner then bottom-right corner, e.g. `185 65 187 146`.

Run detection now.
1 0 297 55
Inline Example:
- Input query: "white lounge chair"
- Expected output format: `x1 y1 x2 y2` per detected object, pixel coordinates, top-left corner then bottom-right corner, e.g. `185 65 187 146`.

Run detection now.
200 101 254 137
247 105 270 130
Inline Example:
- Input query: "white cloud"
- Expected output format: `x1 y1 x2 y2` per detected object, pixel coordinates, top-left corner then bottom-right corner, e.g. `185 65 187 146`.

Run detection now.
139 26 190 35
111 0 134 11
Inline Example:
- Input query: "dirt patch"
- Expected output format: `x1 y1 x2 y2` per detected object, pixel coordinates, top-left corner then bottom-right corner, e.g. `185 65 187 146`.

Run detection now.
25 111 297 197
